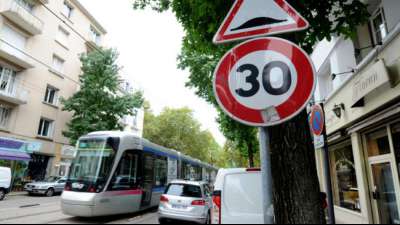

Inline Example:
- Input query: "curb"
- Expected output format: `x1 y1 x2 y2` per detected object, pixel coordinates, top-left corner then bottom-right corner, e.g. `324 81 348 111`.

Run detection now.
8 192 28 197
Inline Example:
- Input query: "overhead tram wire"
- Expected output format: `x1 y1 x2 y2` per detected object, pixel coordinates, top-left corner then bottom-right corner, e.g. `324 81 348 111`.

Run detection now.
37 0 106 57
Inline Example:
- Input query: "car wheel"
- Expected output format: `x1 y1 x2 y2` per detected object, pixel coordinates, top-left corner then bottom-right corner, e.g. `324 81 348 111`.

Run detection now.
46 188 54 197
158 219 166 224
0 189 5 201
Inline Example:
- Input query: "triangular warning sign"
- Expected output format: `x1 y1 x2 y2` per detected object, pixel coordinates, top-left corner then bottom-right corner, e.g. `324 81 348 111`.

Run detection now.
213 0 309 44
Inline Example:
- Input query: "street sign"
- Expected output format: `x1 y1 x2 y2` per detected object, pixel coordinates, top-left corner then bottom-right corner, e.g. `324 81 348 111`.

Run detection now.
213 0 309 44
309 104 325 136
213 37 316 127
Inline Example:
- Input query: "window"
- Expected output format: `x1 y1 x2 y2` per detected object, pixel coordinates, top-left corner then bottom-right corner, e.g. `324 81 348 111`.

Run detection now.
1 25 27 58
108 151 139 191
392 123 400 176
44 86 58 105
56 27 69 47
154 157 168 187
165 184 202 198
370 7 388 45
0 66 16 94
52 55 65 74
366 128 391 157
62 1 74 19
37 118 54 138
90 27 101 45
330 143 360 212
16 0 34 12
0 106 11 129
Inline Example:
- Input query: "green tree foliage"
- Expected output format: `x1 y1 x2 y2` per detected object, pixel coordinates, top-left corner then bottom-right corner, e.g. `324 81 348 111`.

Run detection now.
133 0 369 223
215 141 252 168
62 49 144 144
143 105 223 164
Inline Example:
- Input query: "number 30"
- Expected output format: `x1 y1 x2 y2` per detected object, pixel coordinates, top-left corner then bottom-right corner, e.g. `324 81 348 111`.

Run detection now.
235 61 292 97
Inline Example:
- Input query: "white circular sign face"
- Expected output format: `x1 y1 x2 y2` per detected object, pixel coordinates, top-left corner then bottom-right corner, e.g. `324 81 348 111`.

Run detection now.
213 37 316 127
228 50 298 110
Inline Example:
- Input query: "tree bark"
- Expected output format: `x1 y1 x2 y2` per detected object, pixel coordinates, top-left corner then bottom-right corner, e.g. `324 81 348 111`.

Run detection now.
268 109 325 224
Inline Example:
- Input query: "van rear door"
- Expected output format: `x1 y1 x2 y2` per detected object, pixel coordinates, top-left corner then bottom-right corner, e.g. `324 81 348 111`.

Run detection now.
222 171 263 224
0 167 11 189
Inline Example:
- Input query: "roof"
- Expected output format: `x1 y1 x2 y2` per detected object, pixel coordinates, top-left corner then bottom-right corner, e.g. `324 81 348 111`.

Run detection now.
70 0 107 34
169 180 208 186
83 131 218 170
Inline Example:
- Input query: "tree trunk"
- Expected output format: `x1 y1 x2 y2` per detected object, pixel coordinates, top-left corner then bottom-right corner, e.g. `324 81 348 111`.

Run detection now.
268 109 325 224
247 143 255 168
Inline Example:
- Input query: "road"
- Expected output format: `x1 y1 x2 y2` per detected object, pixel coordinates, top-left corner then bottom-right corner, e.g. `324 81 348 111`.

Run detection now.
0 194 158 224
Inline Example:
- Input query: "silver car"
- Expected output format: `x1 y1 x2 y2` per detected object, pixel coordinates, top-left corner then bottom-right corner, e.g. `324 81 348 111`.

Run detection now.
24 176 67 197
158 180 212 224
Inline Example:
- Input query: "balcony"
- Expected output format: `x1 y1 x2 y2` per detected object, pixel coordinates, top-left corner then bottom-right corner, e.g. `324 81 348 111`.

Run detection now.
0 40 34 69
0 0 44 35
0 80 28 105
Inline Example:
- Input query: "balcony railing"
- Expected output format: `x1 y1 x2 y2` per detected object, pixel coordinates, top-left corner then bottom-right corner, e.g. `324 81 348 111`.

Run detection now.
0 80 29 105
0 0 44 35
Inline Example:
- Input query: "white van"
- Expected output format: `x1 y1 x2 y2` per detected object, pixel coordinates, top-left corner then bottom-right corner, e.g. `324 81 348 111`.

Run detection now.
211 168 263 224
0 167 12 201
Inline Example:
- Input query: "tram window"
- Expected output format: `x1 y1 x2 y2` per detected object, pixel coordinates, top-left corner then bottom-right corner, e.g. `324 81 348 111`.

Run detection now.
154 157 167 187
108 151 139 191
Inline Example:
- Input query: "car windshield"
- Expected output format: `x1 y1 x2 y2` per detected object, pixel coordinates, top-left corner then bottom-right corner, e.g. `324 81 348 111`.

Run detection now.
165 184 202 198
43 177 59 183
67 138 117 192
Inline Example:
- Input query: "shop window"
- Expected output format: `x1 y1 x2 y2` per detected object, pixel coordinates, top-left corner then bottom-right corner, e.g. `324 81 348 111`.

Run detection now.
108 151 138 191
366 128 391 157
393 123 400 173
154 157 167 187
330 144 361 212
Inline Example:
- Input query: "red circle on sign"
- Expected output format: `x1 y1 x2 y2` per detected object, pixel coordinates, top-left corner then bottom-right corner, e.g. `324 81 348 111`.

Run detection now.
309 104 325 136
213 37 316 127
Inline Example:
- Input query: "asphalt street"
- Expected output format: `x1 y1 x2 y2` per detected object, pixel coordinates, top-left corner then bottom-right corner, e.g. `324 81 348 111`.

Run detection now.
0 194 158 224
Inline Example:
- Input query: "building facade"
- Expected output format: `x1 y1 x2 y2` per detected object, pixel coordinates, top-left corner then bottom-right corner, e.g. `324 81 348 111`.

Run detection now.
312 0 400 223
0 0 106 191
119 80 145 137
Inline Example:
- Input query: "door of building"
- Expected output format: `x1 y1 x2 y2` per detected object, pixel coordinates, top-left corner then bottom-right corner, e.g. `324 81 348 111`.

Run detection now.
365 125 400 224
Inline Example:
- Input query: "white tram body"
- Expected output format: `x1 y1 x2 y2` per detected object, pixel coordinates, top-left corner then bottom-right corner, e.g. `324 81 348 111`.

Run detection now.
61 131 217 217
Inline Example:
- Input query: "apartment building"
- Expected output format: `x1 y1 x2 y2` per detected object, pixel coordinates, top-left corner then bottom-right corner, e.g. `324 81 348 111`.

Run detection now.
119 80 145 137
312 0 400 223
0 0 106 191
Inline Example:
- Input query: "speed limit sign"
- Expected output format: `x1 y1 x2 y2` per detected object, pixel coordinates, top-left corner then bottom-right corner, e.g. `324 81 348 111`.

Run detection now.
213 37 316 127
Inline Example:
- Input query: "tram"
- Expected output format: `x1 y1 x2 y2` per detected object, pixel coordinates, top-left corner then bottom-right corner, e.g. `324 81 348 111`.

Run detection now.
61 131 218 217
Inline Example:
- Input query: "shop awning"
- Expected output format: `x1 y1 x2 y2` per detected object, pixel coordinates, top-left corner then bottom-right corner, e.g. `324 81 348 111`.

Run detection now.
0 137 31 161
0 149 31 161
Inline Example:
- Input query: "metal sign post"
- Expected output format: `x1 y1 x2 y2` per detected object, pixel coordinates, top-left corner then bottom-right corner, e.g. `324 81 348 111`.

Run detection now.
310 103 336 224
259 127 274 224
320 103 336 224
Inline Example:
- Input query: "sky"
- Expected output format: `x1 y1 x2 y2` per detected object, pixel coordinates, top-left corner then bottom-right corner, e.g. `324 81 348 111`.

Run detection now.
80 0 225 145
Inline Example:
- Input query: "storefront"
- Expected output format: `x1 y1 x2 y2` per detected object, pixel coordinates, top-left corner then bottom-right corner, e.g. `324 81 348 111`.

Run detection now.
0 137 31 192
314 34 400 223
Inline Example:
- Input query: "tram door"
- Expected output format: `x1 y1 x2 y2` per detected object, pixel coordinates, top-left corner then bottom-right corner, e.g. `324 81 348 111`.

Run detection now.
141 153 154 207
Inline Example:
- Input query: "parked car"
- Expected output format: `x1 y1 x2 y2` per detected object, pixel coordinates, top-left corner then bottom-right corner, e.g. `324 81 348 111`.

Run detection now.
212 168 263 224
158 180 213 224
24 176 67 197
0 167 12 201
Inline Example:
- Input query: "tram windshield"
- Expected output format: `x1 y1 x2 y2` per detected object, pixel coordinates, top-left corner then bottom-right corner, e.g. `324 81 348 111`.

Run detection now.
67 137 117 192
